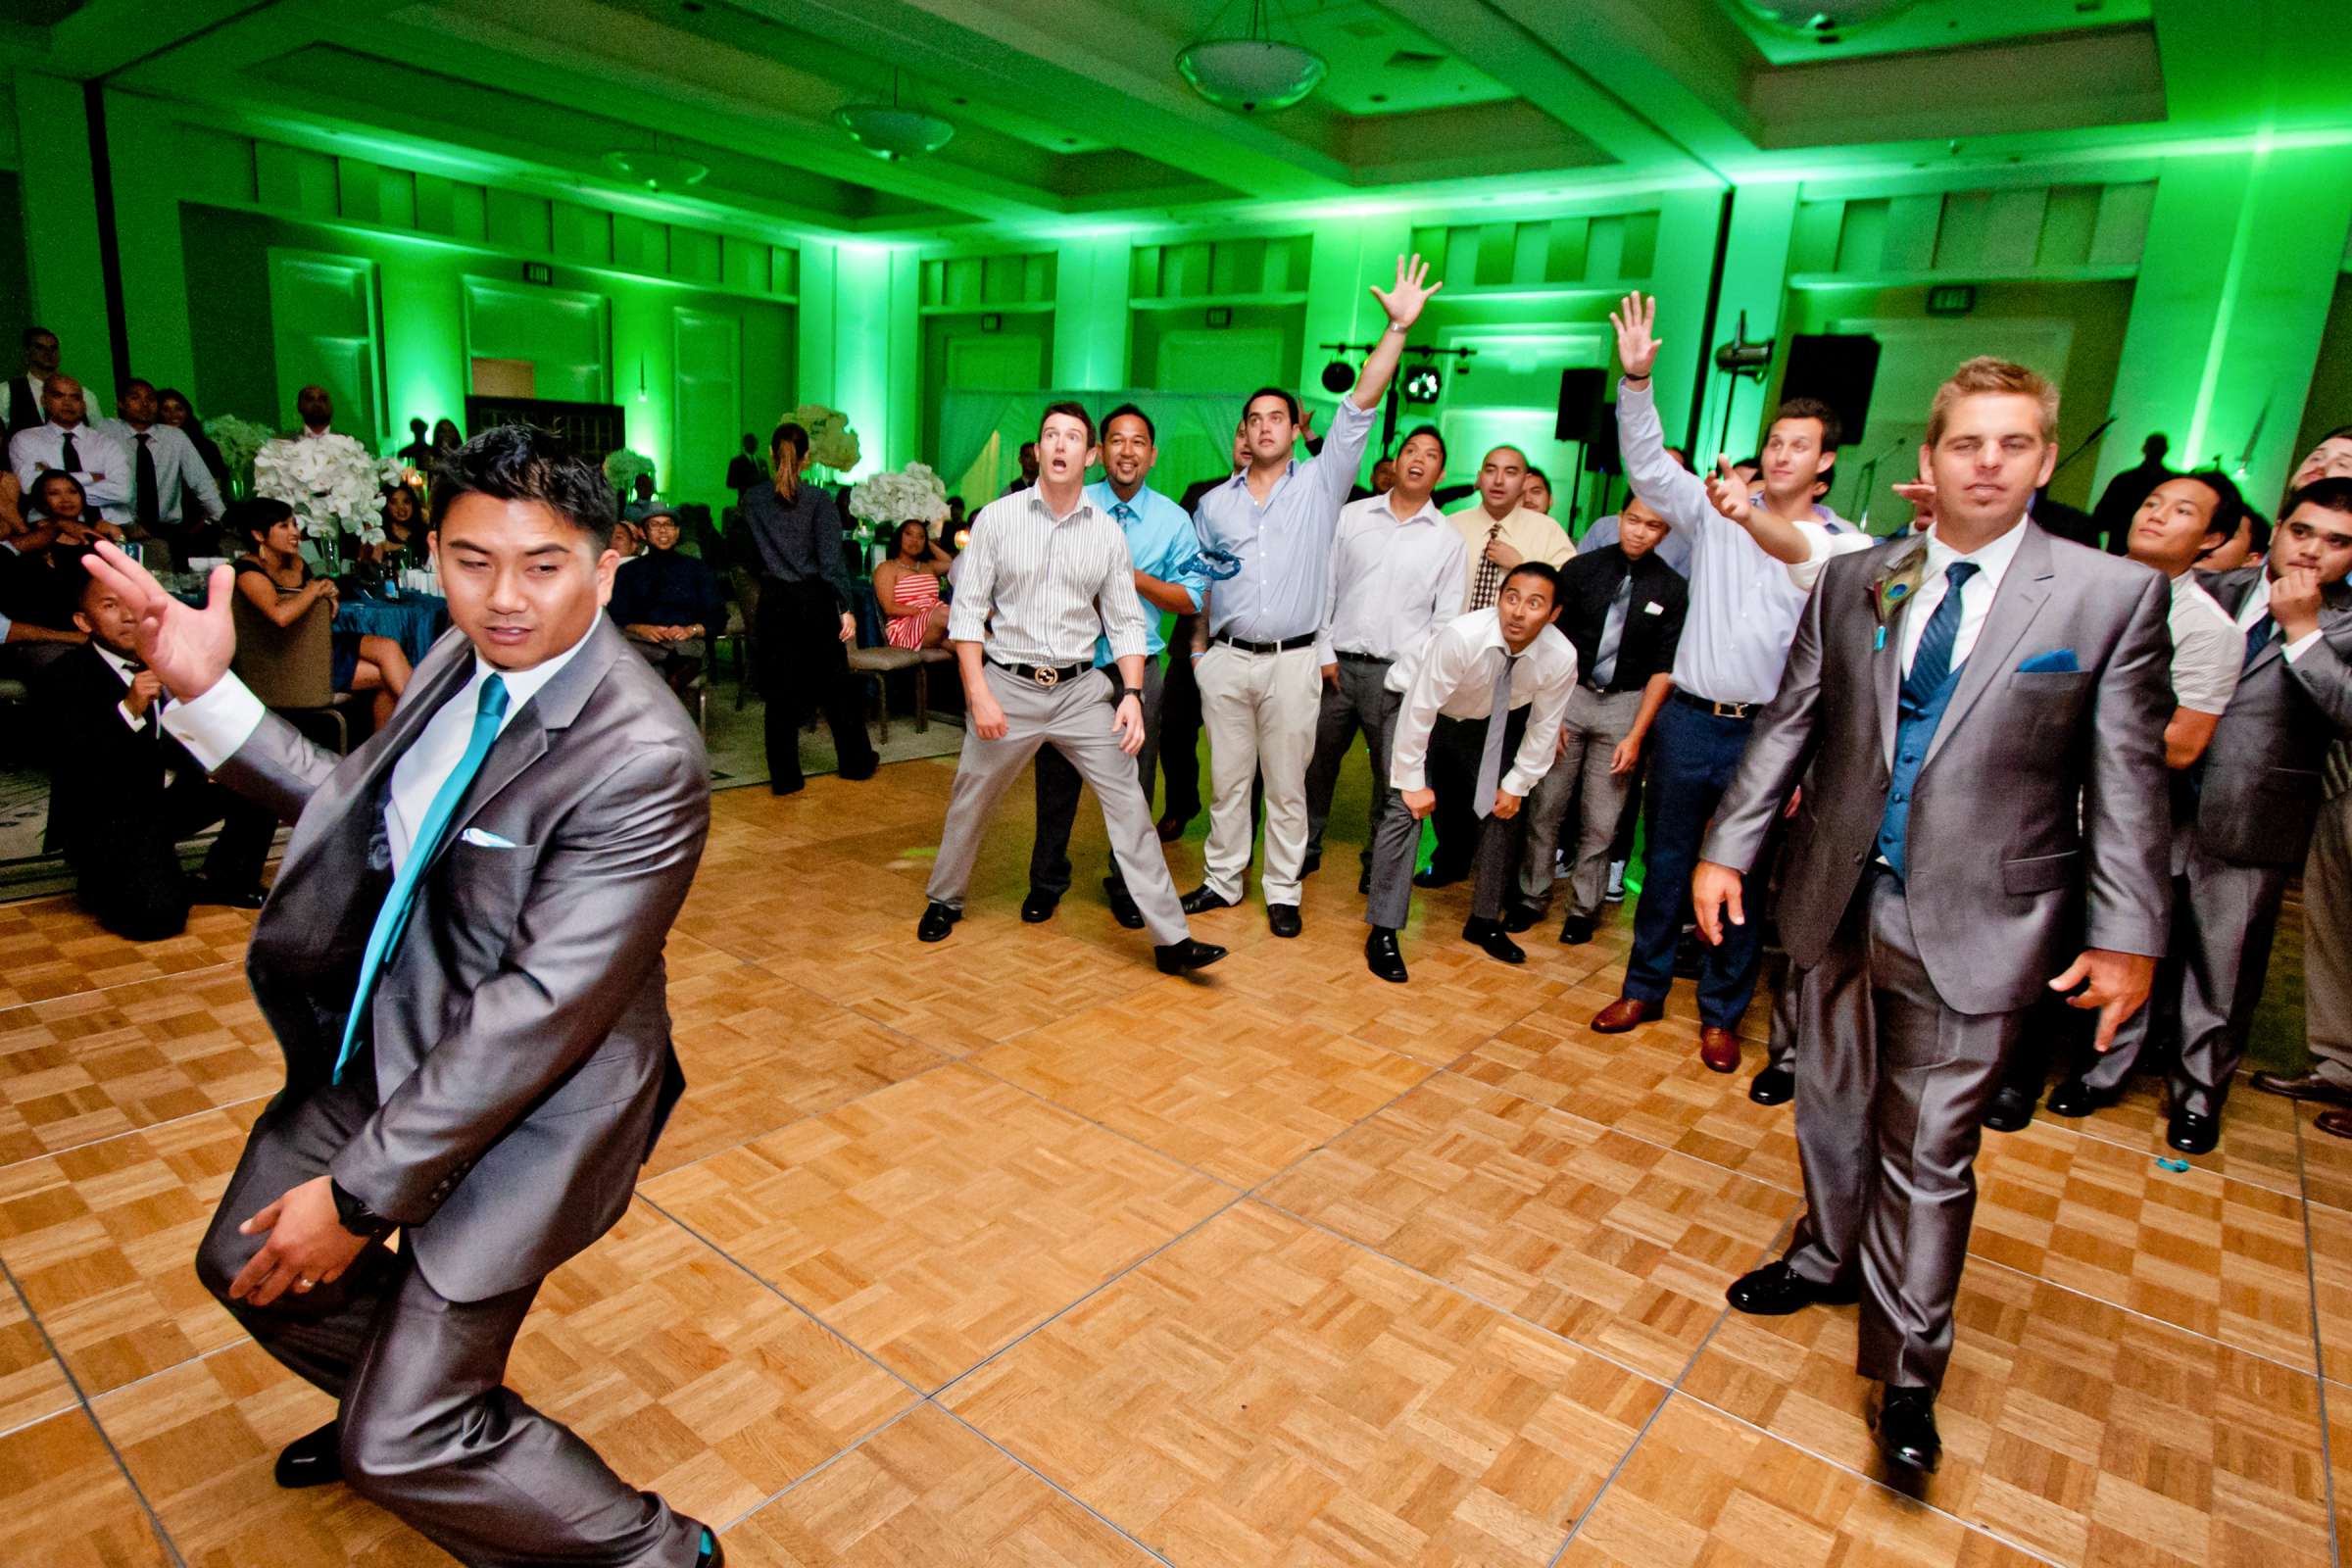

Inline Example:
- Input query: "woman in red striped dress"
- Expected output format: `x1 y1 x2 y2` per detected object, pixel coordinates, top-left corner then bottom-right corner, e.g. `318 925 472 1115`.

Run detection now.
874 518 951 650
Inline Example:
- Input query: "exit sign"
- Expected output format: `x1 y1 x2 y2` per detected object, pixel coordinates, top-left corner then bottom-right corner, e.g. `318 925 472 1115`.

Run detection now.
521 262 554 285
1927 284 1976 317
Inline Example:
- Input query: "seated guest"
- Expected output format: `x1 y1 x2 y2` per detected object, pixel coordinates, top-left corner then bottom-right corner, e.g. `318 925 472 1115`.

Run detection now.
9 372 131 522
1368 563 1578 983
155 388 232 499
612 515 646 562
93 376 223 566
368 482 428 569
2091 477 2352 1152
0 480 92 680
873 518 951 651
227 497 411 728
608 504 728 701
622 472 662 521
1514 495 1684 941
49 569 274 937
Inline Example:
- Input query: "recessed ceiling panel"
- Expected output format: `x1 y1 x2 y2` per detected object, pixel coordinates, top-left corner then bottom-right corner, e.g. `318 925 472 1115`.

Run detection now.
1720 0 2151 63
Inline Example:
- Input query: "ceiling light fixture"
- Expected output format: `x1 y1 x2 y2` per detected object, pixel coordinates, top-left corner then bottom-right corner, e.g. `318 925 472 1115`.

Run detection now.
836 71 956 162
601 148 710 191
1732 0 1921 35
1177 0 1327 114
1402 366 1443 405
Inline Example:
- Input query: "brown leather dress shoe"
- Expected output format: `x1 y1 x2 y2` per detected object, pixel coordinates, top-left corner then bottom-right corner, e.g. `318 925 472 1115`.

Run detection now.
1698 1026 1741 1074
2252 1070 2352 1107
1591 997 1664 1034
2318 1109 2352 1140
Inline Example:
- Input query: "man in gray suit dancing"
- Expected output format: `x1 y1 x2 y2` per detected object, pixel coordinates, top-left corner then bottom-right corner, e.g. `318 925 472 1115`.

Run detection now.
1691 358 2173 1476
84 426 724 1566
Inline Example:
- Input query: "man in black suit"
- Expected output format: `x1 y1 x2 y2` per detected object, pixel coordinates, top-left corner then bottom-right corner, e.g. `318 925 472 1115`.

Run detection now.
48 568 272 938
4 324 58 437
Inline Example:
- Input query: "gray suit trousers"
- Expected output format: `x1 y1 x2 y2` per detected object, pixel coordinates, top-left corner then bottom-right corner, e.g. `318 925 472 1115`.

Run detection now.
928 664 1189 945
1303 656 1402 870
196 1080 699 1567
1785 868 2021 1393
2307 789 2352 1088
1029 658 1166 898
1365 711 1523 933
1518 686 1642 919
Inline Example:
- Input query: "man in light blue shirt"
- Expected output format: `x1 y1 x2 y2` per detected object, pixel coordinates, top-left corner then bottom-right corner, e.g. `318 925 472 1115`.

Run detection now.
1028 403 1212 929
1181 254 1443 937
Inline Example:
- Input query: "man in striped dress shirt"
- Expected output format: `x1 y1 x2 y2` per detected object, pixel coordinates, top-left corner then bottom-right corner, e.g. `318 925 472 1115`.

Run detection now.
919 403 1226 976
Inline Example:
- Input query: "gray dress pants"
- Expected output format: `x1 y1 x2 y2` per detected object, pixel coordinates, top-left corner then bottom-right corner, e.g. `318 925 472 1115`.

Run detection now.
1365 710 1525 933
1029 657 1166 899
1783 868 2022 1393
195 1079 701 1567
1303 655 1402 874
928 664 1190 945
1518 685 1642 919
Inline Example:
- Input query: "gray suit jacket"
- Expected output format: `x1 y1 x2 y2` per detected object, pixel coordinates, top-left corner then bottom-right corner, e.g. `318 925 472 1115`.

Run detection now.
1702 523 2173 1015
2188 566 2352 866
219 614 710 1301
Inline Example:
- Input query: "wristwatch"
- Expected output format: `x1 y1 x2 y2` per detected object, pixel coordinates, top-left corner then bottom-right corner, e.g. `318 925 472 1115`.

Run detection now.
1117 686 1146 704
329 1179 395 1240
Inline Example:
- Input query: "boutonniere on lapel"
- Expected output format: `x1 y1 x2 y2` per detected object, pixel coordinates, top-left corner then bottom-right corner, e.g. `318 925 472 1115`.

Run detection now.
1869 549 1928 652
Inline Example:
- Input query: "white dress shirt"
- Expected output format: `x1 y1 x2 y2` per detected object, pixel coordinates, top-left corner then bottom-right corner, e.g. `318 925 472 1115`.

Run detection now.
2166 572 2242 715
1390 610 1580 797
947 489 1147 665
2230 569 2326 663
1785 522 1879 593
11 420 132 519
91 419 224 524
93 641 168 744
1317 490 1468 690
1901 519 2029 675
165 626 593 873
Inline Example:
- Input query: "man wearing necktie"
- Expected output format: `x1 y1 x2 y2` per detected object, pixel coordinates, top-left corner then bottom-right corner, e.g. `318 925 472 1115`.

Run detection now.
95 377 223 567
2142 480 2352 1152
1369 563 1578 982
82 425 728 1567
1691 357 2171 1476
8 372 132 521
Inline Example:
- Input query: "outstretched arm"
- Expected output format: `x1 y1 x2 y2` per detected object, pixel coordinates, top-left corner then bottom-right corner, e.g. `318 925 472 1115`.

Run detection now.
1610 294 1717 538
1348 254 1442 413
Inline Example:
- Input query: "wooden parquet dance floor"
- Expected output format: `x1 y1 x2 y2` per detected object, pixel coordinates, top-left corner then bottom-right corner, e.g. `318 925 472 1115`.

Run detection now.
5 755 2350 1566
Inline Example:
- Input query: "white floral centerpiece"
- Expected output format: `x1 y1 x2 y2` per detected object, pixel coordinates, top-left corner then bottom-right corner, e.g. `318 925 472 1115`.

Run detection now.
253 431 391 550
603 448 655 496
847 463 949 542
788 403 860 477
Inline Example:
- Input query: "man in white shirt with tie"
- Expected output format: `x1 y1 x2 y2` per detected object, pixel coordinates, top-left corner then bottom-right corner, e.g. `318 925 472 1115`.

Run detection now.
1367 562 1578 982
9 373 131 522
95 377 224 566
1302 423 1465 894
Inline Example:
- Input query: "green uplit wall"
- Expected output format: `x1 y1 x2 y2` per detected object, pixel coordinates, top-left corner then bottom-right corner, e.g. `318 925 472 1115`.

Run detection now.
2 76 2349 517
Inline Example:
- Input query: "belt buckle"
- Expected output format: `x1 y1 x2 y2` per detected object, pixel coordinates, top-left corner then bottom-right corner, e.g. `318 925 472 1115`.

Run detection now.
1714 700 1747 719
1034 665 1059 689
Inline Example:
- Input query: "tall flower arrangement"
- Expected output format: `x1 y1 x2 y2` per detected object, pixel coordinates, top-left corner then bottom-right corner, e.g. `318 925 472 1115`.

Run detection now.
603 448 656 496
787 403 860 477
253 433 393 548
207 416 273 497
846 463 949 546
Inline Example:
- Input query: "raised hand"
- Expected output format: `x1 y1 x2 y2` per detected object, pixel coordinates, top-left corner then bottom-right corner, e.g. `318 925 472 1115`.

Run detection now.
1609 292 1661 379
1703 457 1754 525
1369 253 1442 330
1893 455 1938 534
2273 564 2326 640
81 540 235 701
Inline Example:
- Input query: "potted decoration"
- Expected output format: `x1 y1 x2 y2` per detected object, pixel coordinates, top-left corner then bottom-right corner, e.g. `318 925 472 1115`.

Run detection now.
787 402 860 481
253 433 401 566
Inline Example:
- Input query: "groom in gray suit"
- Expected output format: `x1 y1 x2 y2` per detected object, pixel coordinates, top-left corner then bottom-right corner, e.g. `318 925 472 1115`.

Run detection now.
83 426 724 1566
1691 358 2173 1476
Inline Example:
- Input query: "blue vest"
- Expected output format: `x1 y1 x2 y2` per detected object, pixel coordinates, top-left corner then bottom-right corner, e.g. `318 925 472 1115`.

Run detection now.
1874 658 1966 879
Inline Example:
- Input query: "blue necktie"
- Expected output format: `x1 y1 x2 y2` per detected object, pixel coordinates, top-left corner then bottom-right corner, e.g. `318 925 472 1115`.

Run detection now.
1904 562 1980 703
2243 612 2277 670
1110 501 1137 525
333 674 510 1085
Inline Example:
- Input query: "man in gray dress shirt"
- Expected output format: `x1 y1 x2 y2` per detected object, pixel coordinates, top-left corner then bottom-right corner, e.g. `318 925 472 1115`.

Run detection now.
920 403 1225 976
1182 254 1442 938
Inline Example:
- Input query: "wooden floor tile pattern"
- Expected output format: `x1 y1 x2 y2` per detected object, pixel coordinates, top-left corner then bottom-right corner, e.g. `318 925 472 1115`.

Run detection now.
0 770 2341 1565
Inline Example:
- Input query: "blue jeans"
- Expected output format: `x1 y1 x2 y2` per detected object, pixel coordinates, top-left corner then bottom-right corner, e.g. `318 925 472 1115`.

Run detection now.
1621 698 1763 1029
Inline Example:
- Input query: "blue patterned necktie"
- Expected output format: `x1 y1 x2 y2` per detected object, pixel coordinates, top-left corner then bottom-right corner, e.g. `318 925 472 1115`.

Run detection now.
1904 563 1980 702
333 674 510 1084
1110 501 1137 525
2243 612 2278 670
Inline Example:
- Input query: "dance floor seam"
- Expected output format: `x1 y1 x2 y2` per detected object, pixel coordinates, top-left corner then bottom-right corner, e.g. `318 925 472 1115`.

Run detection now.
4 773 2346 1566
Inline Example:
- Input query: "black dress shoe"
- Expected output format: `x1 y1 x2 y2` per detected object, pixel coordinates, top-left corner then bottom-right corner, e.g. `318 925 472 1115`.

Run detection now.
274 1421 343 1490
1981 1084 2034 1134
1357 869 1371 895
1557 914 1594 946
193 879 268 910
1300 851 1321 876
769 777 805 797
1104 884 1146 930
2168 1106 2220 1155
836 756 880 783
1179 885 1238 915
2043 1077 2108 1119
1412 865 1464 889
1154 938 1228 975
1501 903 1544 934
1726 1259 1857 1315
916 902 960 943
1748 1065 1793 1106
1461 917 1525 965
1267 903 1302 938
1020 889 1059 923
1365 928 1408 984
1872 1385 1941 1474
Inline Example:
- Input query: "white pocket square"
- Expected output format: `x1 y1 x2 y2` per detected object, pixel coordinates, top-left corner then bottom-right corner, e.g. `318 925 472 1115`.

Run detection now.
1642 601 1665 615
461 827 518 849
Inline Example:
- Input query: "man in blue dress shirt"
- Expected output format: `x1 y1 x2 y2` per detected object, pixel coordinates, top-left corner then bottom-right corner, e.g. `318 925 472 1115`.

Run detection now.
1180 254 1442 938
1028 404 1212 929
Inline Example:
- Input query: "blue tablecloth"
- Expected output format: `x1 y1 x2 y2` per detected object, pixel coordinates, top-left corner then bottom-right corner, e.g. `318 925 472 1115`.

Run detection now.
334 594 449 666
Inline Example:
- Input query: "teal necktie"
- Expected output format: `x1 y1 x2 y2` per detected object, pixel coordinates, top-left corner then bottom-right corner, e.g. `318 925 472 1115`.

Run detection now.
333 673 510 1085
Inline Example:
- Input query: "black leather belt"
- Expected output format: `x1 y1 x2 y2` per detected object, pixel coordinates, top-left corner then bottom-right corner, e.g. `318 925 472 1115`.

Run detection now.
991 659 1091 689
1335 650 1390 665
1213 631 1317 654
1672 689 1758 720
